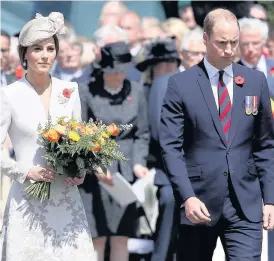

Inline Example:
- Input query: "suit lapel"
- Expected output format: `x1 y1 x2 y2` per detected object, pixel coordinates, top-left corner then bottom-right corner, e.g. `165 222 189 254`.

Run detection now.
196 61 227 145
265 59 274 100
227 63 245 148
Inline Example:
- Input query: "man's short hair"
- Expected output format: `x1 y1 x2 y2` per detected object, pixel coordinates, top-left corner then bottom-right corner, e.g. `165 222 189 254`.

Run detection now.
1 30 10 41
181 27 203 51
92 25 128 47
238 17 269 42
203 8 238 38
249 4 267 18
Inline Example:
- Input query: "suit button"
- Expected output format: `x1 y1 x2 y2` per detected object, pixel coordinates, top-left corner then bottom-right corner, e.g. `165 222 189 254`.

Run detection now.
224 171 228 176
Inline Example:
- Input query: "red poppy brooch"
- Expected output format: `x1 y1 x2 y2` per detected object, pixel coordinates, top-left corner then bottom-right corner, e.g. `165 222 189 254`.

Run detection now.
270 67 274 76
234 76 245 86
58 87 75 105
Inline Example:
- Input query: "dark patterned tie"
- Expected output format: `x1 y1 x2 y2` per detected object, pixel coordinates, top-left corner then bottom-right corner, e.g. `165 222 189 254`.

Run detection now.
218 70 232 143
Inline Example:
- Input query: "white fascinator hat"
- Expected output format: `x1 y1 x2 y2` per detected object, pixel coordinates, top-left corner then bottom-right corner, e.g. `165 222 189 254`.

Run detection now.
19 12 67 47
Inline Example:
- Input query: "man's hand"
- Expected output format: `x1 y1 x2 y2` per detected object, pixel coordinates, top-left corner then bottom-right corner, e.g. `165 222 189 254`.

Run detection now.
185 197 211 224
95 167 113 186
263 204 274 230
133 164 149 178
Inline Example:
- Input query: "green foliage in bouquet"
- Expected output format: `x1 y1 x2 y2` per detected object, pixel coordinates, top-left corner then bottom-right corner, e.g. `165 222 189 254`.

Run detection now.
25 116 132 201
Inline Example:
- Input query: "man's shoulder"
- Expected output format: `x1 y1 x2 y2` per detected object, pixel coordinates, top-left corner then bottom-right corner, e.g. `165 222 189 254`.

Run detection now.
169 65 199 83
265 58 274 67
234 62 264 79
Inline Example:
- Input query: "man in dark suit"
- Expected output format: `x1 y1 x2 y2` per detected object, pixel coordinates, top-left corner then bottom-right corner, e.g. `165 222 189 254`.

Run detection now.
159 8 274 261
136 37 181 261
237 17 274 261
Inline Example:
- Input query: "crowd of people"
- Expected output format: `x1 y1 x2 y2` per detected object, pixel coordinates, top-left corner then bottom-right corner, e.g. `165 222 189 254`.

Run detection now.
1 1 274 261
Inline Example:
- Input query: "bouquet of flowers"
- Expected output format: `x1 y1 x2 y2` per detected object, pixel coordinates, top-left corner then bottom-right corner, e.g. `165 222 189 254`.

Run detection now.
25 116 132 201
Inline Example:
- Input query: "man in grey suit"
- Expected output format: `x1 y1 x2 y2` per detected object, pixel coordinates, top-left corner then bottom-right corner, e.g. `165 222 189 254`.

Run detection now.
238 17 274 261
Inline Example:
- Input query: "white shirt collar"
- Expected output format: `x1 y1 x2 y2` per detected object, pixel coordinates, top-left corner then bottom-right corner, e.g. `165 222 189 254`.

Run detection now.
203 56 233 79
241 55 265 70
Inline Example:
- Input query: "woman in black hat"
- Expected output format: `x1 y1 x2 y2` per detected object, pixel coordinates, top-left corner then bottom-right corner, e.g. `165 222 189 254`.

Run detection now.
78 41 150 261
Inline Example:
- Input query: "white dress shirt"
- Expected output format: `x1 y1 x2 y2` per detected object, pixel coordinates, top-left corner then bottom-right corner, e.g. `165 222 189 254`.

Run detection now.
241 55 267 78
203 57 234 110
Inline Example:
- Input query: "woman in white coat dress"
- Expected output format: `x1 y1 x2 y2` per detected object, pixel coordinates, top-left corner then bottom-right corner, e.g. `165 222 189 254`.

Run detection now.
0 13 97 261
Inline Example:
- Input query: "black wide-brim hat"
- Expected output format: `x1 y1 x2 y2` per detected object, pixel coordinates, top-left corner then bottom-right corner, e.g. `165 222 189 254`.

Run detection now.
99 41 133 73
136 37 181 72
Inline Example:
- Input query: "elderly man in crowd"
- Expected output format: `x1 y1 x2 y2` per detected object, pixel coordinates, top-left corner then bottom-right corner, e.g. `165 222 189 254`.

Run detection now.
237 17 274 261
99 1 128 27
52 36 91 84
119 11 143 57
238 18 274 99
179 28 206 72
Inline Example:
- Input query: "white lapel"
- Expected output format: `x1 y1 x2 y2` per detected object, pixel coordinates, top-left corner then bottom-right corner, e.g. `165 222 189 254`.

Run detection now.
50 77 77 122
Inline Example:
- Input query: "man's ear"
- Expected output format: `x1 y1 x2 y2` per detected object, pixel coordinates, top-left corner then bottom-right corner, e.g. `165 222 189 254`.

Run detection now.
203 32 208 46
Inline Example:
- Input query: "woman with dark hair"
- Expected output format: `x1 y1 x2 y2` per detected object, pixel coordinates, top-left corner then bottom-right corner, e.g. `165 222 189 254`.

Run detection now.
0 13 97 261
79 41 150 261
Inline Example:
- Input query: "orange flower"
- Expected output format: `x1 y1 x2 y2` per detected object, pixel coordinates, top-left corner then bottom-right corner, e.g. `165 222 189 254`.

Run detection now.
89 141 101 152
107 123 120 136
55 124 66 135
47 129 60 142
85 126 95 135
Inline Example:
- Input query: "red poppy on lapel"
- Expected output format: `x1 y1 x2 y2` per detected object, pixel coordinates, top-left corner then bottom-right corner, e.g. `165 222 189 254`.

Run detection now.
234 76 245 86
63 88 72 98
270 67 274 76
127 96 133 103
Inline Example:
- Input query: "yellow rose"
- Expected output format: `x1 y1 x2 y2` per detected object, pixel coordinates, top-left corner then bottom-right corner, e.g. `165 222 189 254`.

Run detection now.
85 126 95 135
101 132 110 138
69 131 80 142
55 124 66 135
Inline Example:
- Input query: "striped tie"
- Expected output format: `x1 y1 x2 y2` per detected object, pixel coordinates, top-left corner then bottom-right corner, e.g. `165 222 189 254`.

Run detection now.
218 70 232 143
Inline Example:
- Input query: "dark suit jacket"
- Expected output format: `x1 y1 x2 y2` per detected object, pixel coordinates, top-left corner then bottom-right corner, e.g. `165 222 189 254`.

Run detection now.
79 79 150 182
159 61 274 226
148 74 174 186
239 58 274 100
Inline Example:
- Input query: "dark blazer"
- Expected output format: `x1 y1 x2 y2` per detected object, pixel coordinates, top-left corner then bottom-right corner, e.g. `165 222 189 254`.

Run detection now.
148 74 174 186
239 58 274 100
159 61 274 226
79 79 150 182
